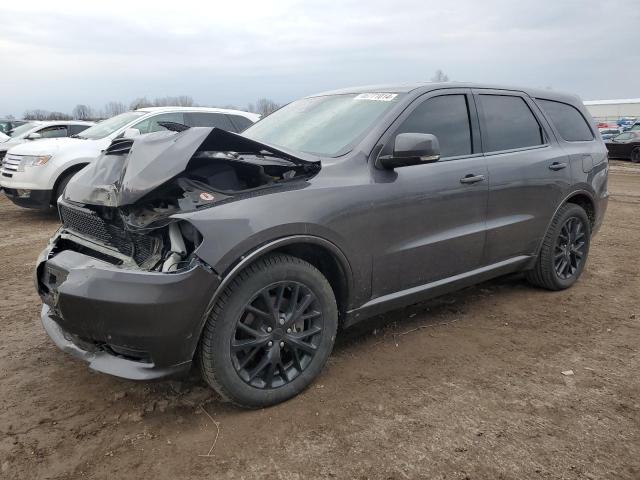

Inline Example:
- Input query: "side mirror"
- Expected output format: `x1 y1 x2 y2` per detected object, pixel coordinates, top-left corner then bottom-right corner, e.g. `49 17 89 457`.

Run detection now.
122 128 141 139
377 133 441 169
25 132 42 140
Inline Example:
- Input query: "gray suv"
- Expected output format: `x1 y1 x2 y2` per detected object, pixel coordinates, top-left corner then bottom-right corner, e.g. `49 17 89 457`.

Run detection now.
36 83 608 408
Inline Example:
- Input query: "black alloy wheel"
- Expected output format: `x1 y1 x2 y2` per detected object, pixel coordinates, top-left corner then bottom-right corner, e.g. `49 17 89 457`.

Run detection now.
198 254 338 408
232 281 323 389
553 217 587 280
526 203 591 291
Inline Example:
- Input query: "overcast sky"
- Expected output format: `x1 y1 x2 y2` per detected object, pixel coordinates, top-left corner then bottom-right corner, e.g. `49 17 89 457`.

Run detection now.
1 0 638 117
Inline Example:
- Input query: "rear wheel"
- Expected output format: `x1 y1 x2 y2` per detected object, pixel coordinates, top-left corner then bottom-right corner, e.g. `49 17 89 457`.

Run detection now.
631 148 640 163
198 254 338 408
526 203 591 290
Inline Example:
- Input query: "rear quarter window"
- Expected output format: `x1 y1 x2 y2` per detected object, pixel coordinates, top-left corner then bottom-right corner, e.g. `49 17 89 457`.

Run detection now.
68 124 91 135
184 112 234 131
228 115 254 132
537 99 594 142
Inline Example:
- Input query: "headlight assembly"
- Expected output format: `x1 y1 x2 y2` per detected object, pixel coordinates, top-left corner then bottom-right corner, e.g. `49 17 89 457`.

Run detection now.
23 155 52 167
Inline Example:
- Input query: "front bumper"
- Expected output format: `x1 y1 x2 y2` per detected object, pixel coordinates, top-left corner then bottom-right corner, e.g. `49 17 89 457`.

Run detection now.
36 239 220 380
3 187 52 209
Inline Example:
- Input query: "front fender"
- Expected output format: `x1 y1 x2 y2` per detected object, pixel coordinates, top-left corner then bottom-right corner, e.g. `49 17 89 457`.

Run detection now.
49 157 95 189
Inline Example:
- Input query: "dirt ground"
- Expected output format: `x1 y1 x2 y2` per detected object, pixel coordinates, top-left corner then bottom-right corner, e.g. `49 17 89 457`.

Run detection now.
0 160 638 480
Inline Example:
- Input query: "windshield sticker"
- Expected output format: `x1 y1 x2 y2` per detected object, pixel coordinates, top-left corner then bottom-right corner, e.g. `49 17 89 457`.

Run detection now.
354 93 398 102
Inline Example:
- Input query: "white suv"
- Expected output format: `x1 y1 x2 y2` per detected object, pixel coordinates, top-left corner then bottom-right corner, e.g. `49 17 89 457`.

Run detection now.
0 107 260 209
0 120 94 161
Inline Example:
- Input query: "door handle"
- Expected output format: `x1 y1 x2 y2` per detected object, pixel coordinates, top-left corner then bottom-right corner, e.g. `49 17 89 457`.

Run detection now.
549 162 567 171
460 174 485 184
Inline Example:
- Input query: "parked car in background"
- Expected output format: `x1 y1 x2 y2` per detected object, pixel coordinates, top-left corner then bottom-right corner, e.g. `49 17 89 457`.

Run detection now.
617 117 637 131
36 83 608 407
0 121 94 162
605 131 640 162
0 118 27 136
0 107 260 208
599 128 622 140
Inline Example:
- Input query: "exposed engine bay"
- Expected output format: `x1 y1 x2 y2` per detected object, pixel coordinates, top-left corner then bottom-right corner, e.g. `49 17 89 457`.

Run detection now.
55 127 321 272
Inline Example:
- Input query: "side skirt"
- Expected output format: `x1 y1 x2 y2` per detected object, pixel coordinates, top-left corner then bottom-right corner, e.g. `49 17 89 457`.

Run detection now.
343 255 532 328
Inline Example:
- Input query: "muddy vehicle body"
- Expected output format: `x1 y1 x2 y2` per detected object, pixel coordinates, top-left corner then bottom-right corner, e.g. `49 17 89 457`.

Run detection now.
36 83 609 407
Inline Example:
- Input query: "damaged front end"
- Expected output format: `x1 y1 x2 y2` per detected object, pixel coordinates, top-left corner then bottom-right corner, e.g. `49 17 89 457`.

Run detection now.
57 127 320 272
36 127 321 379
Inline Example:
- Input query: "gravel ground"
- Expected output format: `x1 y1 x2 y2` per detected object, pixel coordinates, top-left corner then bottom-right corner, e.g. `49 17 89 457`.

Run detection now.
0 160 638 480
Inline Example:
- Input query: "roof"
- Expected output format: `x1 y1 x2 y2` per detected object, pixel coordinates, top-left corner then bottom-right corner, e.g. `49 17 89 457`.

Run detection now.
135 106 260 120
19 120 94 126
583 98 640 106
308 82 581 104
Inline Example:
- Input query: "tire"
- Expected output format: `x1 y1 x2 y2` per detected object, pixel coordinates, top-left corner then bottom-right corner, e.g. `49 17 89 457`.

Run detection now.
198 254 338 408
631 148 640 163
526 203 591 291
53 170 77 206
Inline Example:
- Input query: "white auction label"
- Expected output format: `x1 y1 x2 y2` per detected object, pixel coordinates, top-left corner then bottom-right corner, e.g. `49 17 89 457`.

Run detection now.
354 93 398 101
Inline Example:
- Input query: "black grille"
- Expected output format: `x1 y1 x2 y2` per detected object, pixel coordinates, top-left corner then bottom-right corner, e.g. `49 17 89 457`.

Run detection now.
59 202 159 265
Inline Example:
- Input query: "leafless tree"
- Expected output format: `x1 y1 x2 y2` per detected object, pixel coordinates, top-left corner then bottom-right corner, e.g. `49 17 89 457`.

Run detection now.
72 104 93 120
129 97 153 110
23 109 51 120
152 96 195 107
254 98 280 117
430 69 450 82
175 95 195 107
103 101 127 118
47 112 72 120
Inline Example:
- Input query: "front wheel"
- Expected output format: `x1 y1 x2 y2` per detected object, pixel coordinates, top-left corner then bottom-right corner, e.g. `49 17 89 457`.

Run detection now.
198 254 338 408
631 148 640 163
526 203 591 290
52 170 77 206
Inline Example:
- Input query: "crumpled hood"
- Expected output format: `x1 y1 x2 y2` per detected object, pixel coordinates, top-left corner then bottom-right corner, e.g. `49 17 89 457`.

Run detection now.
64 127 320 207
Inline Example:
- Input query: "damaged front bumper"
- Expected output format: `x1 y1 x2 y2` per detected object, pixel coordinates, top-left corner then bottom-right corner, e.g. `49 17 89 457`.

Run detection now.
36 234 220 380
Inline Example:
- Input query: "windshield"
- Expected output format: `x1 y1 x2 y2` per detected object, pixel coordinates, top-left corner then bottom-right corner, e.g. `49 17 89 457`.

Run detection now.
242 93 403 157
9 122 38 138
77 111 145 140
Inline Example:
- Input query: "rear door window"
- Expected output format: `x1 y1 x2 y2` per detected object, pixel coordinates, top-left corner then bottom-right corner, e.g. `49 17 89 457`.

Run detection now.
184 112 234 131
478 95 544 152
537 99 593 142
390 94 473 158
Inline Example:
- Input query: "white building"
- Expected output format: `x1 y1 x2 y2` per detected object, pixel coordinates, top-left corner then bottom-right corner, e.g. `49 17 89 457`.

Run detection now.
584 99 640 123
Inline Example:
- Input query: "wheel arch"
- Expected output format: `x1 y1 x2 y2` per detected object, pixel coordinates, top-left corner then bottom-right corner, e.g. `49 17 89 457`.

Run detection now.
207 235 354 324
564 191 596 228
533 189 596 259
50 162 89 205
